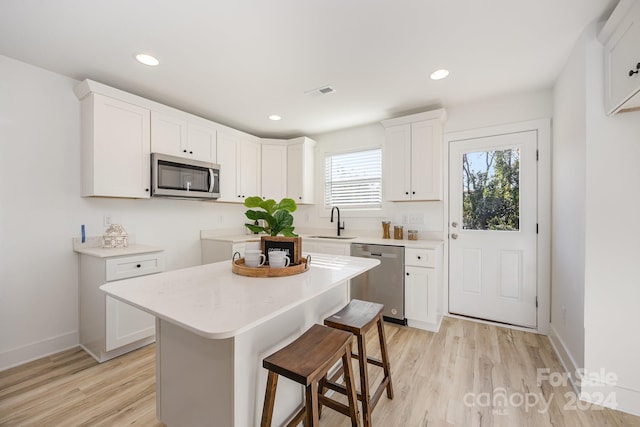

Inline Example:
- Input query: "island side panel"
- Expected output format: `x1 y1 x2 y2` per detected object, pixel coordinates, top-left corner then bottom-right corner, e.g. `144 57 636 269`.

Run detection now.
156 318 234 427
234 281 349 426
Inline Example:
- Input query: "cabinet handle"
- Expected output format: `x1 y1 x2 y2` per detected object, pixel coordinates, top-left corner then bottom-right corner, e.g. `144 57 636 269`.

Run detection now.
630 63 640 77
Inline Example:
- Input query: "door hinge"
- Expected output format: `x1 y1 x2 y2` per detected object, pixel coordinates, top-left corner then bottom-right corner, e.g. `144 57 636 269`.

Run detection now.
536 297 538 308
536 149 539 161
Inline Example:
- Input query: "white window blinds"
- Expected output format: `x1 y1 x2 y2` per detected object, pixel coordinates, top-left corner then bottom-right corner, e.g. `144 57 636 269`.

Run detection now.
324 148 382 209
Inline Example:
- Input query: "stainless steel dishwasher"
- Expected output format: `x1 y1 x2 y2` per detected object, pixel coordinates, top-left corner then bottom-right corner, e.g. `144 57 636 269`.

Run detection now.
350 243 405 324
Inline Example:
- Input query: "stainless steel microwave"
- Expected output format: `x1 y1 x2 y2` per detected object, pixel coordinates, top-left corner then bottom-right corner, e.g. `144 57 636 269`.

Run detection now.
151 153 220 199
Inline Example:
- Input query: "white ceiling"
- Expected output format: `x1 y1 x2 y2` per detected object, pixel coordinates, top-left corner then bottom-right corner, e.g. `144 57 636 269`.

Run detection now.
0 0 616 138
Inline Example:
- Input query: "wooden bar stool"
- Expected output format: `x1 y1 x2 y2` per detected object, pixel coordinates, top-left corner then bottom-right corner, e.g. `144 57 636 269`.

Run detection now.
261 324 361 427
321 299 393 427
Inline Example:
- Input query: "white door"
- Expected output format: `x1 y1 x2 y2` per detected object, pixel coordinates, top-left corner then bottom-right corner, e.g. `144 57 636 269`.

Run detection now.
449 130 537 328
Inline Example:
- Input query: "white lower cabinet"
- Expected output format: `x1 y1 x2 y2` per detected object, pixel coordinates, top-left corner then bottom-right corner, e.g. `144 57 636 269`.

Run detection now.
404 246 442 332
303 240 351 256
202 240 249 263
79 251 165 362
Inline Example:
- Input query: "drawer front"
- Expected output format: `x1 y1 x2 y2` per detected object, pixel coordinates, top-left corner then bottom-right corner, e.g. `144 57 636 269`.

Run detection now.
405 248 435 268
106 252 165 281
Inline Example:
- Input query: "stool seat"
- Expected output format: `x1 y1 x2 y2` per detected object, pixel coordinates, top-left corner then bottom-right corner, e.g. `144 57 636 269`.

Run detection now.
324 299 384 332
263 324 353 386
261 324 361 427
322 299 394 427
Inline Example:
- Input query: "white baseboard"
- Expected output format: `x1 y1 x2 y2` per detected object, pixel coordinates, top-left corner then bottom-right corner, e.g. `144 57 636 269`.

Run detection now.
547 323 582 395
407 315 442 333
581 382 640 416
0 331 78 371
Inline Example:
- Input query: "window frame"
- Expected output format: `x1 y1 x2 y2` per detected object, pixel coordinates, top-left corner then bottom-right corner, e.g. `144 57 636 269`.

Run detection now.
322 146 383 213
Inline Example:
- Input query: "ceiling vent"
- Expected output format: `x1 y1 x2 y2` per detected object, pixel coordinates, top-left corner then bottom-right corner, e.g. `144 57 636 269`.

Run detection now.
305 85 336 96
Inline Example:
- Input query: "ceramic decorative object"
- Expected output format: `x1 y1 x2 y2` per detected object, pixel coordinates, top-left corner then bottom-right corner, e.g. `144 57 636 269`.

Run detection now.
102 224 128 248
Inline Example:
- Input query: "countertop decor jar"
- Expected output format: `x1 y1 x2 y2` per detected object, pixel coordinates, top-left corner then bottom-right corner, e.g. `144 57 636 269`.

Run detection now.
408 229 418 240
102 224 128 248
382 221 391 239
394 225 403 240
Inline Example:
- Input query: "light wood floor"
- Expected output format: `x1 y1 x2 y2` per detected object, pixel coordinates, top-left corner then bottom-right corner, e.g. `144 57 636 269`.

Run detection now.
1 317 639 426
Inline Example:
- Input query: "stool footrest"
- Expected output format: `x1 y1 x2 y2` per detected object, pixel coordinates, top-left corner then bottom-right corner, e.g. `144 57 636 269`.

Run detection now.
318 394 352 417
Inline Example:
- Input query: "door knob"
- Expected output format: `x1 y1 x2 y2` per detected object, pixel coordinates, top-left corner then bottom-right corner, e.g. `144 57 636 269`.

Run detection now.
451 233 458 240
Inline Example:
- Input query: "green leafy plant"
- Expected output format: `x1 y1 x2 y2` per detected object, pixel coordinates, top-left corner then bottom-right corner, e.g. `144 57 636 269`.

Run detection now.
244 197 298 236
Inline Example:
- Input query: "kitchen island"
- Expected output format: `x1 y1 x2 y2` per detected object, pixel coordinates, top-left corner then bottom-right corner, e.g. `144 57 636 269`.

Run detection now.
100 253 379 427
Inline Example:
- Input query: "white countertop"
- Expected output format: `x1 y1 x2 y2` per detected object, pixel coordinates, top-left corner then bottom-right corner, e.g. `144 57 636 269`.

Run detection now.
74 243 164 258
200 232 443 249
100 254 379 340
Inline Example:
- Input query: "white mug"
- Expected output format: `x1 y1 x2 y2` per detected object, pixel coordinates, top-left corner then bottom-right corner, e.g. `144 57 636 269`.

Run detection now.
268 250 290 268
244 250 266 268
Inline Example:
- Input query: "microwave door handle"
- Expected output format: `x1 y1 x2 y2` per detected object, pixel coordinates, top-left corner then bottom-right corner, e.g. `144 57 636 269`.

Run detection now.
209 169 215 193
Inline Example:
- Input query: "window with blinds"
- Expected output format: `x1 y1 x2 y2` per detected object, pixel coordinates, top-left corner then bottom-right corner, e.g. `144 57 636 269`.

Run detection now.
324 148 382 209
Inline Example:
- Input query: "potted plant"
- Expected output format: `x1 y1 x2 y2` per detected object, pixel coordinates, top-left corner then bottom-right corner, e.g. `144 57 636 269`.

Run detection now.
243 196 298 236
244 197 301 264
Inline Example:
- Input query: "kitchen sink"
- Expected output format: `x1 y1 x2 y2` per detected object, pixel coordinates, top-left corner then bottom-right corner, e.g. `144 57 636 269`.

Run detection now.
306 235 357 240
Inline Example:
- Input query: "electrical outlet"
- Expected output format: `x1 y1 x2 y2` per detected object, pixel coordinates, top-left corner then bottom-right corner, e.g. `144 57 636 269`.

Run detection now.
408 213 425 225
103 214 111 226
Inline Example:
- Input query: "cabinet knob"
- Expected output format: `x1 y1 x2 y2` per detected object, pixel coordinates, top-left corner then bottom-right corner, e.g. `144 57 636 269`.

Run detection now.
406 272 409 276
183 149 187 153
145 188 149 192
412 191 416 195
629 69 639 77
189 151 193 154
299 196 302 200
136 264 141 268
405 191 409 195
417 256 421 260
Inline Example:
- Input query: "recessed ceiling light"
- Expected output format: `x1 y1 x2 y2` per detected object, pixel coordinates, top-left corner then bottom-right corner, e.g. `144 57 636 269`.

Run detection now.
430 69 449 80
135 53 159 66
268 115 282 121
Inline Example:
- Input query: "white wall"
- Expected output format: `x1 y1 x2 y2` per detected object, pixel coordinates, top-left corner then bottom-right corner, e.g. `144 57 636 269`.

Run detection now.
550 23 640 415
582 28 640 414
0 55 248 370
550 31 587 373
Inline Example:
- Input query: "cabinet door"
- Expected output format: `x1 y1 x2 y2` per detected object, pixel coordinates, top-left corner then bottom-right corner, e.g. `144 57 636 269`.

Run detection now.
384 124 411 201
105 295 155 351
151 111 187 157
238 139 261 201
287 141 315 204
187 123 217 163
89 94 151 198
216 133 239 202
411 120 442 201
261 144 287 200
605 2 640 113
405 265 436 324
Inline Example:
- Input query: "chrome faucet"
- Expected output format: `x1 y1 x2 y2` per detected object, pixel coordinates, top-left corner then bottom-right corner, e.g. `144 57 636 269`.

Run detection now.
330 207 345 236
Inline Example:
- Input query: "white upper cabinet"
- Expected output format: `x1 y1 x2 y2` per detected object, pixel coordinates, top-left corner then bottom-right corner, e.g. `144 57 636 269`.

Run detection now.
217 132 261 203
381 109 446 201
261 141 288 201
600 0 640 114
79 93 151 198
151 111 217 163
287 137 315 204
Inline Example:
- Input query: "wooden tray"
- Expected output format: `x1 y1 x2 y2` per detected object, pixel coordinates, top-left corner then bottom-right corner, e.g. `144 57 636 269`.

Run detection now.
231 253 311 277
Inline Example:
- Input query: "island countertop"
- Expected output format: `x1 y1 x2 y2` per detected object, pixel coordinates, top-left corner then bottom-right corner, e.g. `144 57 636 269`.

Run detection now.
100 253 379 340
